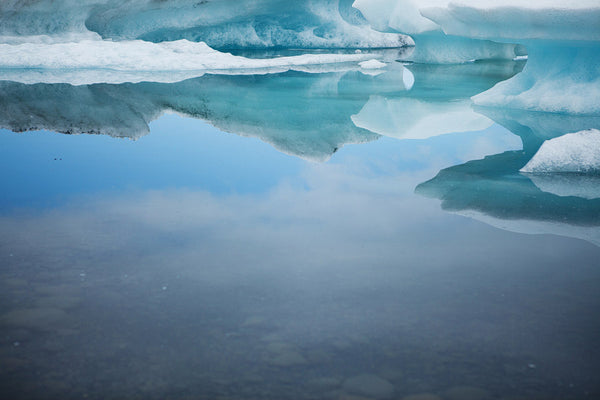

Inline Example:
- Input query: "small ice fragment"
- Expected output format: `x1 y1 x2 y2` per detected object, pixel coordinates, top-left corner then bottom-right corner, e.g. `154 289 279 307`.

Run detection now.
162 286 168 291
79 273 86 277
528 363 536 369
13 341 20 347
359 59 387 69
355 49 362 54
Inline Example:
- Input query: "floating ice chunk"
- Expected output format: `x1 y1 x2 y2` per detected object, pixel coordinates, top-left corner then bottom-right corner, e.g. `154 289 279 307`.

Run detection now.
521 130 600 174
0 39 380 85
359 59 387 69
352 1 523 64
0 0 409 49
421 1 600 42
473 43 600 115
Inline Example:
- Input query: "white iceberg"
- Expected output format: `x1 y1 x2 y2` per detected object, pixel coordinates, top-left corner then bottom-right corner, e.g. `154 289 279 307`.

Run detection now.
521 130 600 174
0 39 381 85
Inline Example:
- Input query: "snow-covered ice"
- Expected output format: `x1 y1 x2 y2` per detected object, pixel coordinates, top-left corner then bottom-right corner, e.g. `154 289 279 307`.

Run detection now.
0 39 380 85
521 130 600 174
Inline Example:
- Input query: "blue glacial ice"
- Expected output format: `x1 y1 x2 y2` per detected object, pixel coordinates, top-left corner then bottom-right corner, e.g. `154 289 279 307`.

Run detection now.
418 1 600 114
354 0 600 116
352 0 524 64
0 0 408 49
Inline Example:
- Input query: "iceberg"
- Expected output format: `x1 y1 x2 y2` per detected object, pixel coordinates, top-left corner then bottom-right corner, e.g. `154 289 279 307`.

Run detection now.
420 1 600 42
0 39 385 85
521 130 600 174
352 0 523 64
419 1 600 114
0 0 408 49
355 1 600 115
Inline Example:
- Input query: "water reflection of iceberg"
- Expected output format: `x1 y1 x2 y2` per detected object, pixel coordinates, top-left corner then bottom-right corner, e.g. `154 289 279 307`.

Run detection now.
352 61 524 140
526 174 600 200
1 70 409 161
416 110 600 246
0 60 523 162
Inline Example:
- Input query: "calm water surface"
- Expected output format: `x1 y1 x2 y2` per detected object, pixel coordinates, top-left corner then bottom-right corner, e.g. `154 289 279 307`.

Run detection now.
1 61 599 400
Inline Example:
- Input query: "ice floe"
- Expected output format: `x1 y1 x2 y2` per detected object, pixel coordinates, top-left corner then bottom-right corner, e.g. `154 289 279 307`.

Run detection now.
521 130 600 174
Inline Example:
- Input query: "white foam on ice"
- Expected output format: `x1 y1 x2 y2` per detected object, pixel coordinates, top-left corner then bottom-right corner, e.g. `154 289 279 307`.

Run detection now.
521 130 600 173
0 39 380 85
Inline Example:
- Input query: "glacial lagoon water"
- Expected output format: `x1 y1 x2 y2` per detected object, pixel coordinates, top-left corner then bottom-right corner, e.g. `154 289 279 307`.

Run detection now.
1 61 600 400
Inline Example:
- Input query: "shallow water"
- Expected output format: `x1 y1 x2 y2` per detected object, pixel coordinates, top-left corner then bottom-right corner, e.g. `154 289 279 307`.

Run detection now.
1 61 599 400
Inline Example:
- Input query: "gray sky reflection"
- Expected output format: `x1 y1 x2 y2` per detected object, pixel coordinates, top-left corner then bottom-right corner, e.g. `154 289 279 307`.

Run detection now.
1 145 600 399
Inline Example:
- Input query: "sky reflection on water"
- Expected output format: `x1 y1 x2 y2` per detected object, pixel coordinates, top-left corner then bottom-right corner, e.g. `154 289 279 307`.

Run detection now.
1 63 599 400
